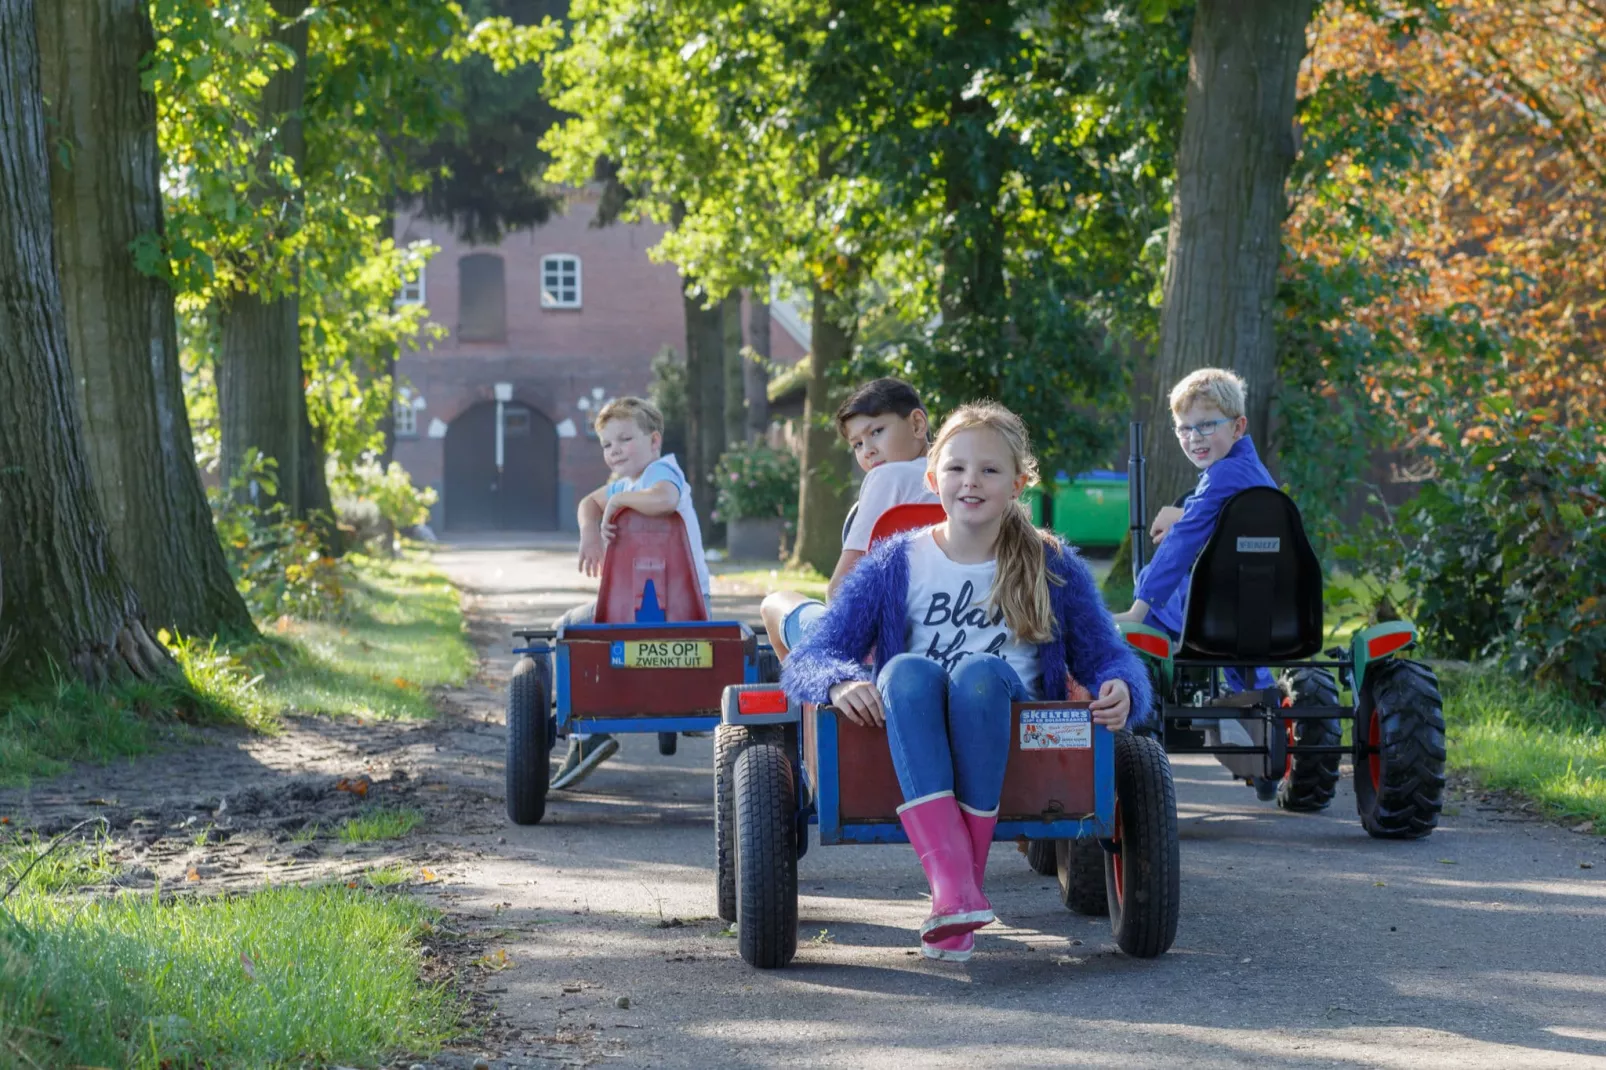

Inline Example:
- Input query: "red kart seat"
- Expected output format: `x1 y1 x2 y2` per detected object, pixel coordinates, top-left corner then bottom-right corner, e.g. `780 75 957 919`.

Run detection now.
868 502 946 545
594 509 708 624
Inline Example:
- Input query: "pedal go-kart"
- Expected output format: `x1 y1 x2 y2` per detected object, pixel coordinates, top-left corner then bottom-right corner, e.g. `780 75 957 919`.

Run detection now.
713 504 1181 969
505 509 779 824
1112 423 1447 841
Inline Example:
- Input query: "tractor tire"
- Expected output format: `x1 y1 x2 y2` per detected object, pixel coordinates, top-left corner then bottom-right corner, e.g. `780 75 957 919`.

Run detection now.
1106 732 1179 958
733 743 799 969
1277 668 1342 812
756 649 782 684
715 723 782 921
1355 658 1446 839
1056 838 1109 916
506 656 551 826
1025 838 1058 876
658 731 678 756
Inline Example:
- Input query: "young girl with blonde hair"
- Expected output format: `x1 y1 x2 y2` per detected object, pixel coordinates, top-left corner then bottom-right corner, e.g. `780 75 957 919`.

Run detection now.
782 402 1152 962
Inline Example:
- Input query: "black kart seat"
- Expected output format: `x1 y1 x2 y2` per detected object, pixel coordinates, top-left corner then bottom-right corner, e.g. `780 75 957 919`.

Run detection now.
1178 487 1323 662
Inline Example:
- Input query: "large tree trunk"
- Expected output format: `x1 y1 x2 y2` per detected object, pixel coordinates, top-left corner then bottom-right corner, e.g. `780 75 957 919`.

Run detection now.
744 282 771 442
217 0 308 513
722 291 745 449
681 283 725 529
788 283 856 576
1146 0 1314 506
38 0 256 640
0 2 171 687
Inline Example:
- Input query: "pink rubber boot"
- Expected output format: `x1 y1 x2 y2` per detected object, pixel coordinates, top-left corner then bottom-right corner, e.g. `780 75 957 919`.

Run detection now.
922 806 1000 962
898 793 994 943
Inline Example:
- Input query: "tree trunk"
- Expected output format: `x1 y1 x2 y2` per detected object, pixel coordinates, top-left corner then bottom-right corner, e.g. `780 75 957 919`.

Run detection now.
1146 0 1314 507
0 2 171 687
217 0 308 513
722 291 745 449
788 283 856 576
744 282 771 442
681 283 725 529
38 0 256 640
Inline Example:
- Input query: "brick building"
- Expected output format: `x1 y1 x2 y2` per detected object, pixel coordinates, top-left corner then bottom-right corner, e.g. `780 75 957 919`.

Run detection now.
392 187 808 532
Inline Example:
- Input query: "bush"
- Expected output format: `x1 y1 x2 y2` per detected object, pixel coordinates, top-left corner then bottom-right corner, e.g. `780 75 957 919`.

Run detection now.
713 441 799 528
211 453 348 621
328 452 438 547
1393 404 1604 700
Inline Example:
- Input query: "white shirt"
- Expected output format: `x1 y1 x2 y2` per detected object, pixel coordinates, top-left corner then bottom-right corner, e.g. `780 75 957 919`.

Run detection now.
903 530 1043 698
608 453 710 598
842 458 941 552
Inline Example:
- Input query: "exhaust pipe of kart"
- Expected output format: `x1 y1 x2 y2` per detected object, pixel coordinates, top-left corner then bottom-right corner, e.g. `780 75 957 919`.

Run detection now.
1128 420 1147 584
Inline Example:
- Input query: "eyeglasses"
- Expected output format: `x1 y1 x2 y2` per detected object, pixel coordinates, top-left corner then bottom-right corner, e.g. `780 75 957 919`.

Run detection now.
1174 418 1230 439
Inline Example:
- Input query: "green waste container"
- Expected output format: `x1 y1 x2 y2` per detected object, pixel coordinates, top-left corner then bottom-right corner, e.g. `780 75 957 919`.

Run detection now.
1050 470 1128 548
1020 485 1045 526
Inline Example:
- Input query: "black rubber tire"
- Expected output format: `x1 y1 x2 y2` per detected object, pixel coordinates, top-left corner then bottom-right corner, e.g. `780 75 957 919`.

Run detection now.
658 731 678 756
715 723 782 921
1277 668 1343 812
1025 838 1058 876
733 743 799 969
506 656 551 825
1355 658 1446 839
1056 838 1109 916
1106 732 1179 958
756 649 782 683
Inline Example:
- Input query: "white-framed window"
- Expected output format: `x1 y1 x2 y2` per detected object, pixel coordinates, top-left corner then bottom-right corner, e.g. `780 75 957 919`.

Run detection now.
541 254 582 309
397 266 426 307
394 396 418 437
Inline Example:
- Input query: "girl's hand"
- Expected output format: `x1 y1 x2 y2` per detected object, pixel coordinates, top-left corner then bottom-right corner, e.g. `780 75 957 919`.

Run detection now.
828 680 884 727
1090 679 1132 730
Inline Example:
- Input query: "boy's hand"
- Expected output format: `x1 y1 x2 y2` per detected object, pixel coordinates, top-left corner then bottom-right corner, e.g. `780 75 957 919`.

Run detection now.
1112 598 1150 625
578 531 606 577
600 496 625 543
1090 679 1132 730
828 680 884 727
1149 505 1184 545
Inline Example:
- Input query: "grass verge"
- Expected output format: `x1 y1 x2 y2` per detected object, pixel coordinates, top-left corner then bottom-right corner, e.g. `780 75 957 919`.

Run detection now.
1441 668 1606 833
0 550 471 787
339 807 425 843
0 882 455 1068
711 561 830 601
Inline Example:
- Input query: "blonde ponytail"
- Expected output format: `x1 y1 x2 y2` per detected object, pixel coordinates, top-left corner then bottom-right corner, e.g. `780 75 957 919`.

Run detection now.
928 401 1062 643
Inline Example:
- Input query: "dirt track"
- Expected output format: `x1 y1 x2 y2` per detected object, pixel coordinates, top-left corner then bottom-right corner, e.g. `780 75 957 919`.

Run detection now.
5 536 1605 1069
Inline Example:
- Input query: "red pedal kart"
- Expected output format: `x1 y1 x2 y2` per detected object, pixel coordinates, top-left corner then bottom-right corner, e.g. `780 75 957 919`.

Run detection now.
712 504 1181 969
506 509 779 824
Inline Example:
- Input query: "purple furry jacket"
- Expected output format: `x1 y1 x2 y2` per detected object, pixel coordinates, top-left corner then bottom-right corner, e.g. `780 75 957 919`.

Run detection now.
781 532 1155 728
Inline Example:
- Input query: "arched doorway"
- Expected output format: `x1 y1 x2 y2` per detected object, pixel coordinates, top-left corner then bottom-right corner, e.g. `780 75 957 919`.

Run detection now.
443 400 558 531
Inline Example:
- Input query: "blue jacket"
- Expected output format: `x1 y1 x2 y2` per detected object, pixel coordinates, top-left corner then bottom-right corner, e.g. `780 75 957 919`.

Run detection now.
781 532 1156 729
1136 435 1276 635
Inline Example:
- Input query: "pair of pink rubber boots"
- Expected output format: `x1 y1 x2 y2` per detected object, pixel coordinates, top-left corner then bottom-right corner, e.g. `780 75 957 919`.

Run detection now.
897 793 998 962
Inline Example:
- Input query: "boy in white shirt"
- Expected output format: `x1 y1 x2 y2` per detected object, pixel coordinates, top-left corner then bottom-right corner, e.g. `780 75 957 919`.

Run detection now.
551 396 710 789
760 378 939 657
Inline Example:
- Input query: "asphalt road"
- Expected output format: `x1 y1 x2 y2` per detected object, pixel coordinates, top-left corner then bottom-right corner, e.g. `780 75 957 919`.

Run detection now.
430 537 1606 1070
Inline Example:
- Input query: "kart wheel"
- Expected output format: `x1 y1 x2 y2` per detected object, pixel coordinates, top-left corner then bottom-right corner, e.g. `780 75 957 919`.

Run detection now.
715 723 782 921
506 656 551 825
757 649 782 684
1024 838 1058 877
1355 659 1445 839
733 743 799 969
658 731 678 756
1106 732 1179 958
1056 838 1109 916
1277 668 1342 812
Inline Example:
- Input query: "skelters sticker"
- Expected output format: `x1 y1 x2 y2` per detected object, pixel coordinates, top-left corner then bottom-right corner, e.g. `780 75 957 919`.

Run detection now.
1020 707 1092 750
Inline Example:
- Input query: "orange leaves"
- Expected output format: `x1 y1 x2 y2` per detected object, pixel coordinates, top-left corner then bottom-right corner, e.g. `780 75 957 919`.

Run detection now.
334 776 370 798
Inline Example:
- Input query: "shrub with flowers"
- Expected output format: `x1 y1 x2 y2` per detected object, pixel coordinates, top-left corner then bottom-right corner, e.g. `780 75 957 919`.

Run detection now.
712 442 799 530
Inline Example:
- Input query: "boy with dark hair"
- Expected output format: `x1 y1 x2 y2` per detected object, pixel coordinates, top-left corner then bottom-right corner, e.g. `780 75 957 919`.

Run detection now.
760 377 939 657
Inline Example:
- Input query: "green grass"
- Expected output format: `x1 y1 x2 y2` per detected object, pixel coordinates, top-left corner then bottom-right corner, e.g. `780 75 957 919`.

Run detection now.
1441 668 1606 833
0 551 472 787
361 864 415 889
0 884 456 1068
712 562 830 601
0 829 119 895
338 807 424 844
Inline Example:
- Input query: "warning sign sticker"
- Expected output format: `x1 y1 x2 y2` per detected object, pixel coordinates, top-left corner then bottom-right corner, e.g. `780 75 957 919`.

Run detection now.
1019 707 1092 750
609 639 714 669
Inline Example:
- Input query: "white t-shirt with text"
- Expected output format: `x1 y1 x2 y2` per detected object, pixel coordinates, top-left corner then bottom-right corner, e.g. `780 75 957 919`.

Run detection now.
842 458 940 552
902 530 1043 698
608 453 710 599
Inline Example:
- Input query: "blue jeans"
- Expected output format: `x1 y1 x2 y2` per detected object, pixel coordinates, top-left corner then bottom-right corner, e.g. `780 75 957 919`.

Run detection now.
1144 606 1274 693
877 653 1028 815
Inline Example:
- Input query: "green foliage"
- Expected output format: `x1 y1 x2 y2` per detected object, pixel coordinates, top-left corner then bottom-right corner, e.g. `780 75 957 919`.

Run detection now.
210 453 349 621
0 885 456 1067
338 807 425 843
1394 405 1605 700
712 442 800 526
647 345 690 462
329 454 439 534
0 829 119 896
